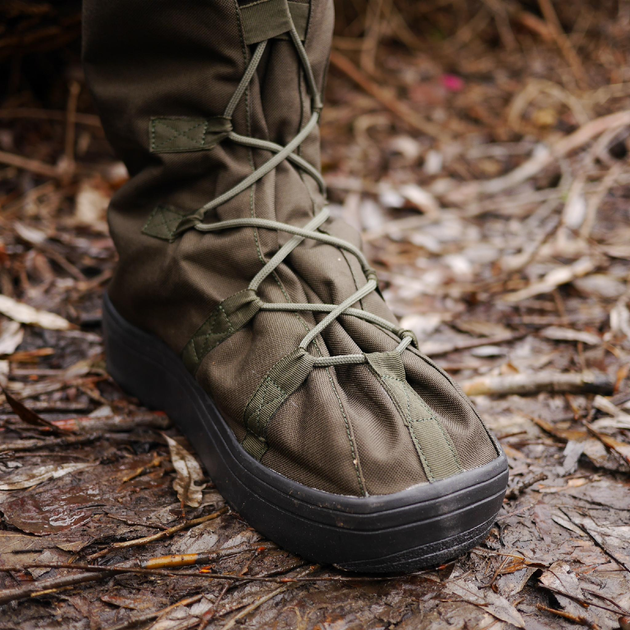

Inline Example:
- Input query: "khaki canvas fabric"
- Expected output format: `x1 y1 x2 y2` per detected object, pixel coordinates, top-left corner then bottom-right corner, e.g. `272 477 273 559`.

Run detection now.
83 0 499 497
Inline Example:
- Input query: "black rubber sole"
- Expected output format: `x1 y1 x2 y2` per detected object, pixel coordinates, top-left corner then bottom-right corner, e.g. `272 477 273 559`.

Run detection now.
103 294 509 573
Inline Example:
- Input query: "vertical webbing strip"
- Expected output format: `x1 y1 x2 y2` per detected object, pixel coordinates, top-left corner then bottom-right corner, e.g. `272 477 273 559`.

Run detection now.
366 352 463 482
242 348 316 459
239 0 294 44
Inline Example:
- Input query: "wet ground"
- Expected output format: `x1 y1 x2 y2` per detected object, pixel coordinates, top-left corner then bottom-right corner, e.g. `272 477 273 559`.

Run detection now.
1 1 630 628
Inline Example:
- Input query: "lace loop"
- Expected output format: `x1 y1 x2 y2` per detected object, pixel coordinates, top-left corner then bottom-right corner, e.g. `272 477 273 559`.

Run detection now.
176 16 412 366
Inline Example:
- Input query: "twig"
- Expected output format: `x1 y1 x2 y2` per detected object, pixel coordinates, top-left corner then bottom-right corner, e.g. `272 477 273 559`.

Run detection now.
100 549 278 630
559 509 630 574
360 0 386 74
0 568 116 606
0 108 101 127
142 544 276 570
221 568 311 630
537 0 588 89
501 257 597 303
52 411 171 434
329 50 449 140
1 562 421 587
86 507 229 560
0 149 59 179
536 603 600 629
580 163 622 239
0 561 419 607
505 472 548 499
419 332 527 357
440 110 630 201
1 434 99 452
542 585 630 617
461 371 614 397
584 423 630 470
62 80 81 181
197 583 230 630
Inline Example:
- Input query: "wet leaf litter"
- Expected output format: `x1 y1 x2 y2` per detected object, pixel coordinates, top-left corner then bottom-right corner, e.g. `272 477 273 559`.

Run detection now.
1 0 630 628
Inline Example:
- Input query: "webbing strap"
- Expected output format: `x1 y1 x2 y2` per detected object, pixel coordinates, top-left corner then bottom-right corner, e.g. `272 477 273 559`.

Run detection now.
366 352 463 481
239 0 308 45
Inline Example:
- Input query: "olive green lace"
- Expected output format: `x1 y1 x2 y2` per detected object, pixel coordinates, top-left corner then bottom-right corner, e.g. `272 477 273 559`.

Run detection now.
175 23 416 366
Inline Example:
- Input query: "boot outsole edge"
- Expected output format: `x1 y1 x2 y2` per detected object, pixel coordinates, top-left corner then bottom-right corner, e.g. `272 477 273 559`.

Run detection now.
103 293 509 574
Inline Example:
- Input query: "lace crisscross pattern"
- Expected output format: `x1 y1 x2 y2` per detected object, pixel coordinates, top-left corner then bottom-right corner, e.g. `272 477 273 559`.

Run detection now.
174 20 416 368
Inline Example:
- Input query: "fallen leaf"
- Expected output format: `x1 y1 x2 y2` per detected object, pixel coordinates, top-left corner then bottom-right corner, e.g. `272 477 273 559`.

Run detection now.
453 319 513 338
2 387 72 434
610 297 630 340
539 561 595 622
163 435 206 508
0 294 74 331
0 463 95 491
502 257 596 303
74 177 111 230
447 578 525 628
540 326 601 345
398 183 441 216
0 320 24 355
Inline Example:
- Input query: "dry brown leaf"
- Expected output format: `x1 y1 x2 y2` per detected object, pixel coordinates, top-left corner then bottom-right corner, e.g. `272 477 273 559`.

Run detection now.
453 319 513 338
0 463 95 491
446 578 526 628
0 295 74 331
2 387 72 434
539 561 593 621
163 434 207 508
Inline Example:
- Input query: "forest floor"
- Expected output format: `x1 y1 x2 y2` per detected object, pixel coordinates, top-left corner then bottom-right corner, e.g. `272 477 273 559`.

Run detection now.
1 2 630 629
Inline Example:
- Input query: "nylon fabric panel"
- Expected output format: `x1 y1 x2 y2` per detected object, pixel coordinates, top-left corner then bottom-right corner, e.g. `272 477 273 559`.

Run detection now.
263 366 366 496
83 0 266 351
366 352 463 482
402 349 498 471
333 364 429 495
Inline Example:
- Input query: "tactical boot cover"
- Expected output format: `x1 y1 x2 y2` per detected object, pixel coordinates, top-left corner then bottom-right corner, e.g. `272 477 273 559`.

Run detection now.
83 0 508 572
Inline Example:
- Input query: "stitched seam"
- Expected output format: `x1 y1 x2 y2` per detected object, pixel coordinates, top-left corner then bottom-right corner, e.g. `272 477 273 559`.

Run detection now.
243 351 298 422
258 377 287 437
153 120 208 150
242 0 276 9
156 120 205 143
413 344 493 432
148 209 178 234
232 4 359 492
234 2 264 268
378 373 435 481
408 343 494 456
197 309 233 355
150 118 156 152
382 373 462 474
325 364 366 496
217 305 235 334
186 289 256 372
287 28 364 493
201 121 209 147
408 390 458 461
153 120 205 148
143 206 185 239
